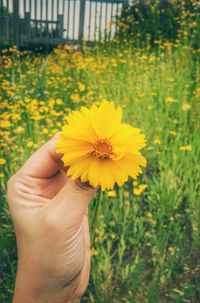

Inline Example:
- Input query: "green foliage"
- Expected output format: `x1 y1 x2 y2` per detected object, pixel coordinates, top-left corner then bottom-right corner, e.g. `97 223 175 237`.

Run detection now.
117 0 200 49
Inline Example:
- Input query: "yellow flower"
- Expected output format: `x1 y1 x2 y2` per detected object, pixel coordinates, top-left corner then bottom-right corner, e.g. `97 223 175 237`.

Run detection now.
123 191 129 198
90 248 98 256
0 158 6 165
107 190 117 197
134 183 148 195
71 93 81 103
154 139 161 145
182 103 191 111
134 188 142 196
165 97 175 104
50 110 61 117
139 184 148 190
27 141 34 148
94 236 101 243
168 246 175 254
56 98 64 105
179 145 192 151
169 131 177 137
56 101 146 190
196 88 200 98
0 172 4 178
42 128 49 134
144 231 151 237
0 120 11 128
140 55 147 61
111 232 116 239
52 129 59 135
78 82 86 92
14 126 25 134
87 90 94 97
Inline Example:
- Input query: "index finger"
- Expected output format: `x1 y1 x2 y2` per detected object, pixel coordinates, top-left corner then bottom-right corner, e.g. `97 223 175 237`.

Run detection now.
19 133 64 178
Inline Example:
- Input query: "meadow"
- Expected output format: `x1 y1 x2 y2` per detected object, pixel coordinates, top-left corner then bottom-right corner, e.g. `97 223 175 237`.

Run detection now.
0 18 200 303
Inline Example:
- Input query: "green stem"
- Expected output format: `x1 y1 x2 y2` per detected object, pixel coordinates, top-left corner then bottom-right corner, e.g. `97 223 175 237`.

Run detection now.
91 188 102 245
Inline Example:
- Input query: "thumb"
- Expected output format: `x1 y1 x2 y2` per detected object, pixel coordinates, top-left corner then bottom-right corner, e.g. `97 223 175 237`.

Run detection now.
48 178 97 228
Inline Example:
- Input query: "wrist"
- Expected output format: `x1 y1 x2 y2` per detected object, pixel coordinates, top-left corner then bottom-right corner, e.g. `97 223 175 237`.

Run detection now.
13 263 82 303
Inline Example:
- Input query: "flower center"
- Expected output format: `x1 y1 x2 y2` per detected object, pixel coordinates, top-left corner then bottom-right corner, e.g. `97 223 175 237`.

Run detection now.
92 139 112 159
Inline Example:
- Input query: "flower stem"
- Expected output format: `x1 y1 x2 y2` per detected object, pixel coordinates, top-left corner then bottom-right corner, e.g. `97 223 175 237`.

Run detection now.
91 188 102 245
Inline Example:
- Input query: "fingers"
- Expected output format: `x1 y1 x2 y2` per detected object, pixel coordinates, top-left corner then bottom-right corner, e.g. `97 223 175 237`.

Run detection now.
50 178 97 227
18 133 97 225
19 133 64 178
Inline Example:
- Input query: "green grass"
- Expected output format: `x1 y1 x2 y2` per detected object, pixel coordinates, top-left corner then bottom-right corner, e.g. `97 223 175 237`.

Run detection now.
0 42 200 302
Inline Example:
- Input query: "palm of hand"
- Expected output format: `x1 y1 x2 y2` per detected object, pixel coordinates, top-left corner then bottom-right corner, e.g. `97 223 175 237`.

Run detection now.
8 136 96 302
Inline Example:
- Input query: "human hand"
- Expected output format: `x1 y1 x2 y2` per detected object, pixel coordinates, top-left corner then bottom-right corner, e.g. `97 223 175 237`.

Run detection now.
7 134 97 303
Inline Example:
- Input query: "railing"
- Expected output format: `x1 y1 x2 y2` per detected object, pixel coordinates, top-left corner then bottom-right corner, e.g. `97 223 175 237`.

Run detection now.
0 0 127 47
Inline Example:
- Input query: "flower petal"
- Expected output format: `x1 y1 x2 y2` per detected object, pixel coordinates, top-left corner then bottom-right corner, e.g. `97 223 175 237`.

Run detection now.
64 107 97 142
67 156 93 181
88 158 115 190
110 124 146 151
90 101 122 138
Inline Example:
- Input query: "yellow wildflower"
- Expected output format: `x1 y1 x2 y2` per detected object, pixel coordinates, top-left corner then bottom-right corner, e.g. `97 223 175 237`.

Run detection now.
0 120 11 128
182 103 191 111
56 98 64 105
196 88 200 98
123 191 129 197
146 212 152 219
27 141 34 148
50 110 61 117
95 227 101 233
154 139 161 145
111 233 116 239
90 248 98 256
140 55 147 61
14 126 25 134
107 190 117 197
179 145 192 151
190 21 197 27
57 122 62 128
56 101 146 190
168 246 175 254
71 93 81 103
95 236 102 243
134 184 148 196
0 158 6 165
165 97 176 104
87 90 94 97
78 82 86 92
169 131 177 136
134 188 142 196
139 184 148 190
42 128 49 134
0 172 4 178
144 231 151 237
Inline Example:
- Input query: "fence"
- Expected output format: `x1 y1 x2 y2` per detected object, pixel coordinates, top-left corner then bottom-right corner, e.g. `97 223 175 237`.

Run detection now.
0 0 127 47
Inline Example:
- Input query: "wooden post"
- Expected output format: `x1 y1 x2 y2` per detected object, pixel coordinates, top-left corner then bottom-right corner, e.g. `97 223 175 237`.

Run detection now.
57 14 63 39
13 0 19 45
25 12 31 42
79 0 86 42
123 0 129 9
6 13 9 40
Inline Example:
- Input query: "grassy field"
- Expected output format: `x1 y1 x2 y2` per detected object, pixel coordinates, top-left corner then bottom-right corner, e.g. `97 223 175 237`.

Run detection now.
0 39 200 302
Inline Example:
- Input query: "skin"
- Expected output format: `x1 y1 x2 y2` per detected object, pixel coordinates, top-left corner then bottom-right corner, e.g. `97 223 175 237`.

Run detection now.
7 134 97 303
